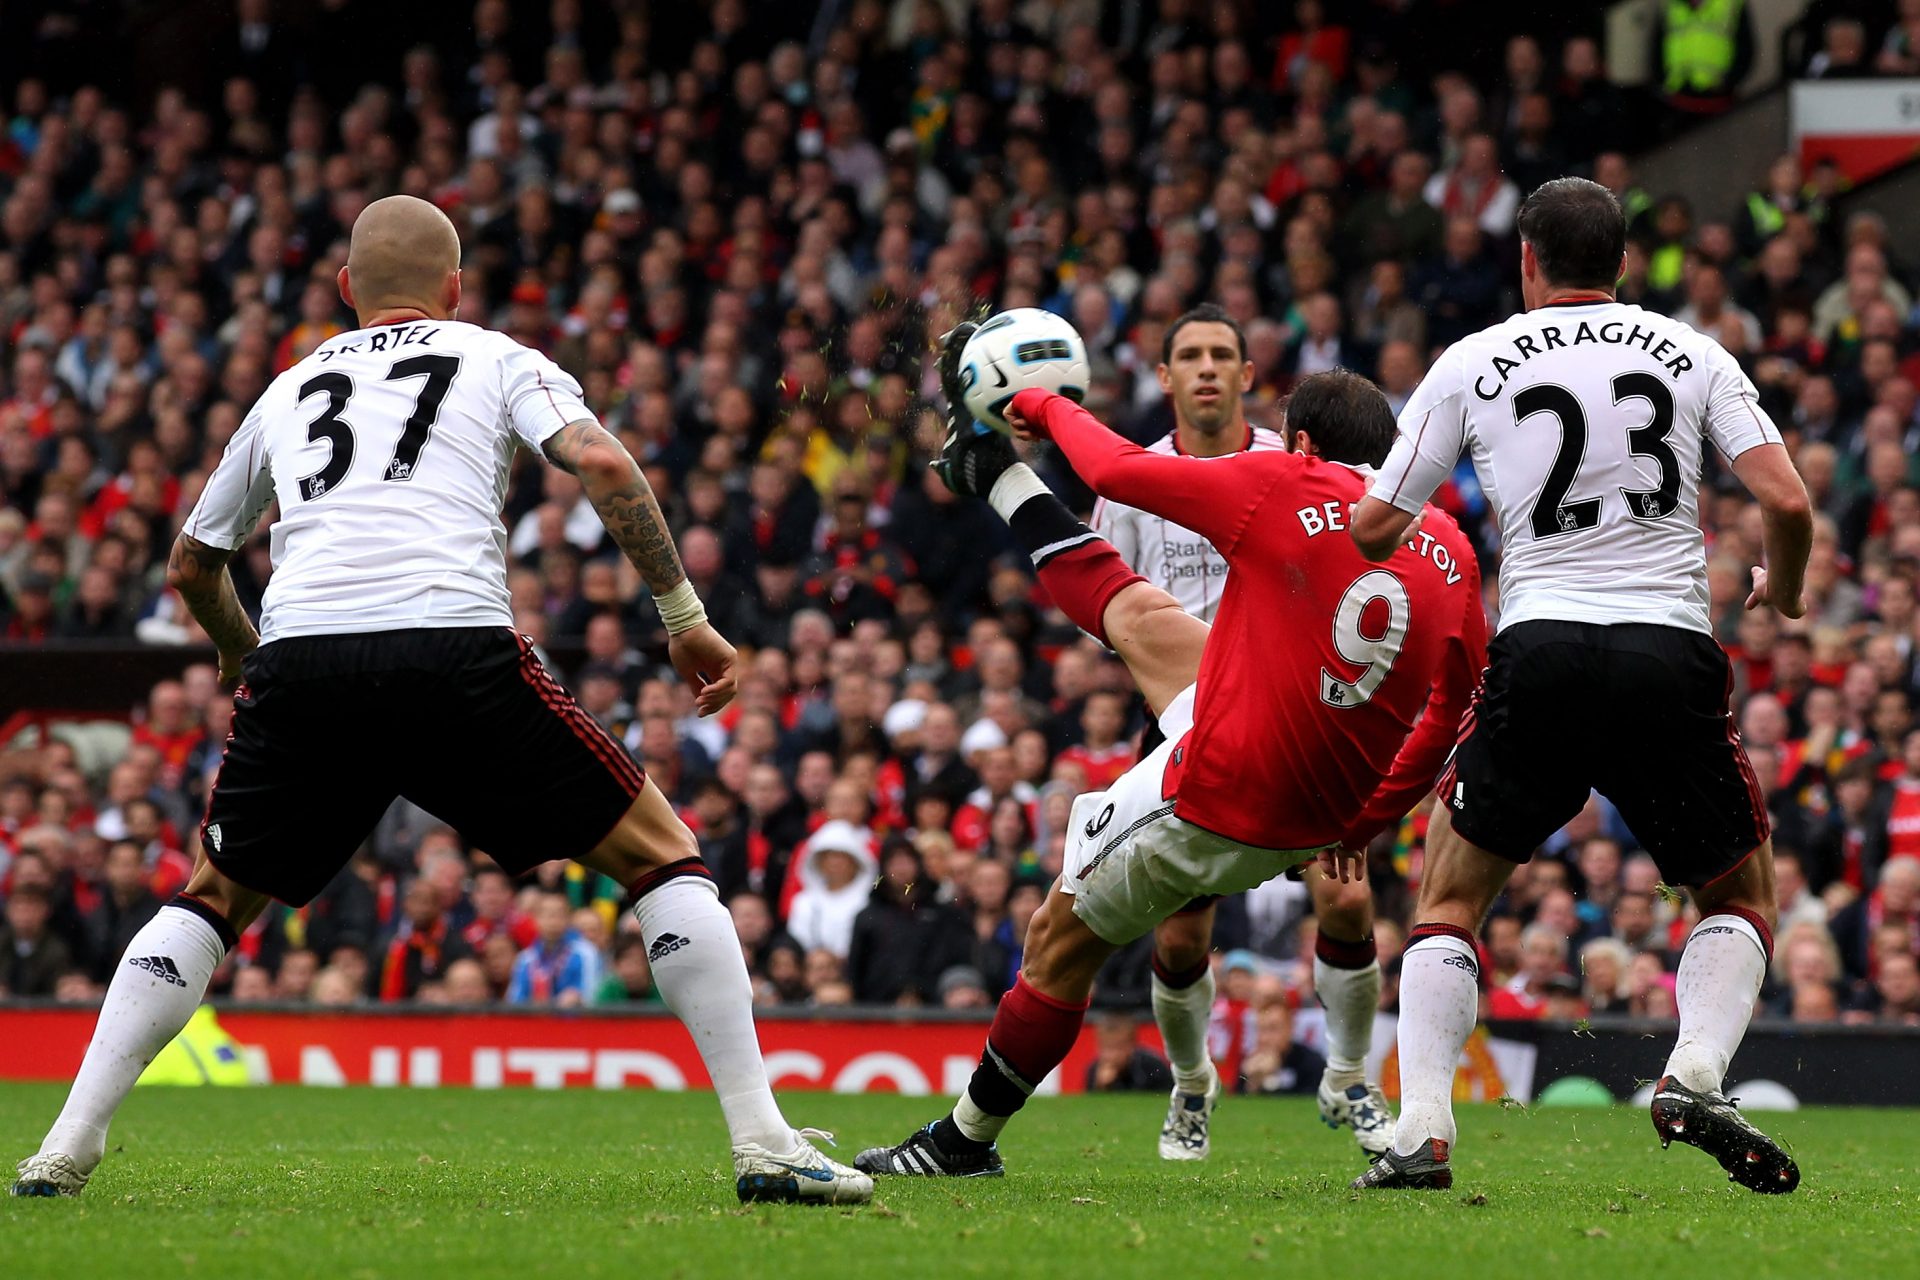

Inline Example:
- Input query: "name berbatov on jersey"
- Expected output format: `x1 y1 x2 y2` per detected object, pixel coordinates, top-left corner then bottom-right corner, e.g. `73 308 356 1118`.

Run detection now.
180 319 592 643
1296 498 1465 585
1369 301 1783 638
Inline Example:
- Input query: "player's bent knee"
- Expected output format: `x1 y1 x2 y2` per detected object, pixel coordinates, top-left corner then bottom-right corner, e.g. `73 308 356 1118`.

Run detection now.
1319 878 1374 937
1410 890 1486 935
589 782 700 871
1152 913 1210 970
182 859 270 930
1696 841 1778 928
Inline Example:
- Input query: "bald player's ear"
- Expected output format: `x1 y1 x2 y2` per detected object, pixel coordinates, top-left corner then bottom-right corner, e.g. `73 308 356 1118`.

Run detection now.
337 265 356 311
444 269 462 318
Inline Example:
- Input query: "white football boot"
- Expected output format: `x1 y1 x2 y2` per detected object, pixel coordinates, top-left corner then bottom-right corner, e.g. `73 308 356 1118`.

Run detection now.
12 1152 89 1198
1317 1076 1395 1157
733 1127 874 1205
1158 1063 1222 1161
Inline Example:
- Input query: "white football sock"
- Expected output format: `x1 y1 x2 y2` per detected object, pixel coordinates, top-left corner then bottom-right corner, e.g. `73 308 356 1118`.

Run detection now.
1151 967 1217 1096
1314 957 1381 1087
38 905 227 1172
952 1088 1011 1143
987 463 1051 522
633 876 796 1152
1663 912 1767 1095
1390 932 1480 1158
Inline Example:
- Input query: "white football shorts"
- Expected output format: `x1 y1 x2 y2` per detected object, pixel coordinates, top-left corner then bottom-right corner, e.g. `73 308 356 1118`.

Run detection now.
1056 684 1324 944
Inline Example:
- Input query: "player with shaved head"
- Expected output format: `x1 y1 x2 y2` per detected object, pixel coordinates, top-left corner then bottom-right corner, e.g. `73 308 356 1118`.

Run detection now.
337 194 463 318
14 196 871 1205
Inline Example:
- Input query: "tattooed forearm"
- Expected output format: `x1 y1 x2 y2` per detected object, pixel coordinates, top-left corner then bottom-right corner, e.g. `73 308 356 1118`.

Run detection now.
542 420 686 595
166 534 261 658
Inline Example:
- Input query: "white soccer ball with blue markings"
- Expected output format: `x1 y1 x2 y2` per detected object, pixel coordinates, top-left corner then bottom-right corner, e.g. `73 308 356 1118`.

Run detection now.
958 308 1091 433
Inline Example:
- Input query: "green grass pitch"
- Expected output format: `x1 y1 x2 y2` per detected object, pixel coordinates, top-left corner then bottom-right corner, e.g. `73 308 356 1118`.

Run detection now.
2 1084 1912 1279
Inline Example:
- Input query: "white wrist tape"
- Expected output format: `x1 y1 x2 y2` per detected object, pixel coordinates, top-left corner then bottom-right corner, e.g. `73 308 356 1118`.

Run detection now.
655 579 708 635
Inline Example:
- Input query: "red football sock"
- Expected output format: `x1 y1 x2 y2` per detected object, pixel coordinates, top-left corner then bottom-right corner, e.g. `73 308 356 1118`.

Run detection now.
1004 492 1144 645
1034 541 1145 646
983 975 1091 1097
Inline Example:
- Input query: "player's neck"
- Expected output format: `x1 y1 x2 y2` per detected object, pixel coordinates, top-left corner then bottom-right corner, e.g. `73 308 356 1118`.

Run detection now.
360 305 442 328
1532 286 1616 310
1175 417 1249 459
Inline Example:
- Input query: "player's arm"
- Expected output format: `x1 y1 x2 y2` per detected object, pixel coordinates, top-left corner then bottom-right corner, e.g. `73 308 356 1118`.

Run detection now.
1734 444 1812 618
1352 355 1468 561
1006 388 1278 557
1332 546 1489 858
166 536 260 683
172 401 274 681
541 420 736 713
1700 343 1811 618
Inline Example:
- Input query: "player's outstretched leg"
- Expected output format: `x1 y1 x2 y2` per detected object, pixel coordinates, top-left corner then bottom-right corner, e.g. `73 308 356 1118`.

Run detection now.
855 888 1111 1177
1308 870 1392 1158
1354 807 1509 1191
1649 845 1799 1193
588 782 871 1205
933 418 1209 722
14 866 266 1198
1150 907 1221 1160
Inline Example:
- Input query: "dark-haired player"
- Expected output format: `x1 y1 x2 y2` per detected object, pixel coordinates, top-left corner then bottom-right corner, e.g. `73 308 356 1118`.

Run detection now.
853 341 1485 1179
1351 177 1812 1193
1094 303 1395 1161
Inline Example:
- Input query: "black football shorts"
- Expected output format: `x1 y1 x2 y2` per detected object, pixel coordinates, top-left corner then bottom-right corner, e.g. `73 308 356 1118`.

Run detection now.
201 626 645 905
1438 619 1770 888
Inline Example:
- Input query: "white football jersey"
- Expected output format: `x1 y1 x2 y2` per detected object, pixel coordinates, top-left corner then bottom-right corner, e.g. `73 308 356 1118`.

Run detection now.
1091 423 1285 621
182 319 591 642
1370 301 1782 635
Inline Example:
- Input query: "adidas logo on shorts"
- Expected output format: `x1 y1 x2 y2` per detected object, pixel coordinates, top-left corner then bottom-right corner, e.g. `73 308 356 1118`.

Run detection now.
648 933 690 962
128 955 188 987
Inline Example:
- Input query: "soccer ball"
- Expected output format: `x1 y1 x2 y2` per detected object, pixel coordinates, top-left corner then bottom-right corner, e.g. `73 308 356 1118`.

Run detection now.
958 308 1091 432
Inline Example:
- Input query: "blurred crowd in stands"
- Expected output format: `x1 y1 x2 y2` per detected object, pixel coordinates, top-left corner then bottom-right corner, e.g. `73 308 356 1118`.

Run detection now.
2 1 1920 1061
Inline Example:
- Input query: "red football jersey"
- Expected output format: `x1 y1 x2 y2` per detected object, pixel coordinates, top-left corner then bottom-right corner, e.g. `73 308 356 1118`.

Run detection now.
1020 390 1487 852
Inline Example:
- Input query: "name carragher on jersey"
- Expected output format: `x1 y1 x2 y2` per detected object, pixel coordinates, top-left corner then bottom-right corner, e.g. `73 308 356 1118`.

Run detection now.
1473 318 1694 401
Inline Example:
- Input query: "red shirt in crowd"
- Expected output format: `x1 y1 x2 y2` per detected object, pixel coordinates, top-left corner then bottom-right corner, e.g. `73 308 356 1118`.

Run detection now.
1020 389 1488 852
1057 741 1137 792
131 723 204 790
1886 777 1920 864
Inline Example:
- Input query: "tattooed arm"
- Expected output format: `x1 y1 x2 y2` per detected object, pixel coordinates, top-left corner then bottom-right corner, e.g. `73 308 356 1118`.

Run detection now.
541 419 738 713
542 420 686 594
166 534 261 682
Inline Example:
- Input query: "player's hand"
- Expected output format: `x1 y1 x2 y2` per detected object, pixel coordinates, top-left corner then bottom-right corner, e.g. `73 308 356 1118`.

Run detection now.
1349 502 1426 552
1398 506 1427 548
217 647 252 685
1745 565 1807 619
668 622 739 717
1316 846 1367 884
1002 403 1040 441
